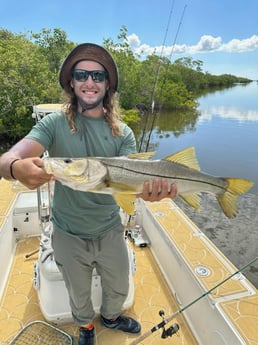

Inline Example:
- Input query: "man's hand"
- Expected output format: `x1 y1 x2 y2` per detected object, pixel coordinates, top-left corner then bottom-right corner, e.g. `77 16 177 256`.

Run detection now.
11 157 54 189
138 178 177 202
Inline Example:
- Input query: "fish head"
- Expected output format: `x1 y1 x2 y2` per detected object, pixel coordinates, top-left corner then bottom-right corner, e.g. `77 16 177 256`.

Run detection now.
43 157 107 191
44 158 87 178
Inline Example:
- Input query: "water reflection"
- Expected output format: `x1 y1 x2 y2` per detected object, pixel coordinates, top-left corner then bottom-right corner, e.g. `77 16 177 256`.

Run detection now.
199 106 258 122
132 108 201 152
198 82 258 122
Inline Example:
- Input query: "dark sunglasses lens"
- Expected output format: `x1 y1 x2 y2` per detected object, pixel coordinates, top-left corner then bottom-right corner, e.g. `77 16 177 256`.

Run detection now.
73 70 89 82
91 71 106 82
73 69 107 83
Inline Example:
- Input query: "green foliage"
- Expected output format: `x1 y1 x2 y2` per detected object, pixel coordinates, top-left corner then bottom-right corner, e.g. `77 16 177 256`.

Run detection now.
31 28 74 73
159 81 197 109
0 31 43 138
0 28 73 139
120 108 140 126
103 26 141 109
173 56 251 93
174 56 204 72
137 55 163 107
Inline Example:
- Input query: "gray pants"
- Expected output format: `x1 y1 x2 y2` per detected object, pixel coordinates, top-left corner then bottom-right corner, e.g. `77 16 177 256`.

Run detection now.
52 225 129 325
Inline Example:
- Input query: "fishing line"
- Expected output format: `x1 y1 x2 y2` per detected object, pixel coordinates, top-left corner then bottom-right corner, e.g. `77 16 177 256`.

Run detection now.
144 3 187 153
129 256 258 344
138 0 175 153
150 0 176 113
156 4 187 105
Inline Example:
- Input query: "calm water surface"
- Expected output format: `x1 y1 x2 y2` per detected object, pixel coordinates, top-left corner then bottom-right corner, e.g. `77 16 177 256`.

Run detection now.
134 82 258 287
143 82 258 195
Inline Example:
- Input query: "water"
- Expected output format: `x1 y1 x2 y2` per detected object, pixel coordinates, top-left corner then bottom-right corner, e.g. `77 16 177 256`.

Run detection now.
134 82 258 287
140 82 258 195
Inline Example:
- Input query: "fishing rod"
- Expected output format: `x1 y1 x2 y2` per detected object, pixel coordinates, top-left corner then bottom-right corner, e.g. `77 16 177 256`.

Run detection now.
144 3 187 153
156 3 187 107
138 0 175 153
129 256 258 345
150 0 176 113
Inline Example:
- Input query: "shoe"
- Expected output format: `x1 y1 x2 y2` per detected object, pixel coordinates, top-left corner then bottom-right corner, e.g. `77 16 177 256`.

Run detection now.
101 315 141 334
78 326 95 345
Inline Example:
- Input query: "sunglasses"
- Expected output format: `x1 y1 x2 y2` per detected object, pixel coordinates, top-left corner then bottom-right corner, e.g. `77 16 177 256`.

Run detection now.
72 69 107 83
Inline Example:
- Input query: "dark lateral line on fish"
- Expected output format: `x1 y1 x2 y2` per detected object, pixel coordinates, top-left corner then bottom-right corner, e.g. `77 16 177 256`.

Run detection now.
105 164 227 192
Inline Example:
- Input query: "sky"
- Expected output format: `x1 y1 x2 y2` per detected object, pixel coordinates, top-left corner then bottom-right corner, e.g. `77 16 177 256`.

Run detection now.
1 0 258 79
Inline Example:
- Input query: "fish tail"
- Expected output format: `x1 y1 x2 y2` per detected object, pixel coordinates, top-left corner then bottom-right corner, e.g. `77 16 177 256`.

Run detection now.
217 178 254 218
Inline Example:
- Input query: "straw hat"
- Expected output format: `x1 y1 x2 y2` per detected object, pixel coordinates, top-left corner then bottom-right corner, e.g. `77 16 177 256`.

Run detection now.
59 43 118 92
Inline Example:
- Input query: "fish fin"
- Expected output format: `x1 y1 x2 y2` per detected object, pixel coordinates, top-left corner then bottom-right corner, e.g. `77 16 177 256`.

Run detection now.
128 152 156 160
113 193 136 215
163 147 200 171
217 178 254 218
179 192 201 211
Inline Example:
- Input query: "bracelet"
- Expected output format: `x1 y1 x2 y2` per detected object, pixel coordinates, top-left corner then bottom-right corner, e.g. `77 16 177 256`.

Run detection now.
10 159 20 180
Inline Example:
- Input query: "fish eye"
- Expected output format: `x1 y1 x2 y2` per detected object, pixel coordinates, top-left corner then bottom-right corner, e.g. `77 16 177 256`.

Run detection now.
64 158 72 163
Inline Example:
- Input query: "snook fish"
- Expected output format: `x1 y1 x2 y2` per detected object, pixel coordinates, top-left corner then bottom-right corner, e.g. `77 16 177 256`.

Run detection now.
43 147 254 218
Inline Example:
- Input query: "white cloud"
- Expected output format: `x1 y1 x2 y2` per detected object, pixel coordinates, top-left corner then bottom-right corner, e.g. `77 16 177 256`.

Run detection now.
126 33 141 49
220 35 258 52
189 35 222 53
127 33 258 57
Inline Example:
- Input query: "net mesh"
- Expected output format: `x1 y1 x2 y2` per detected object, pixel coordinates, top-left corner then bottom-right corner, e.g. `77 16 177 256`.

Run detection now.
8 321 73 345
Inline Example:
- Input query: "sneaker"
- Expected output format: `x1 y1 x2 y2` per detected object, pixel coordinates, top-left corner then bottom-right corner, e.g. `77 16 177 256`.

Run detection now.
78 326 95 345
101 315 141 334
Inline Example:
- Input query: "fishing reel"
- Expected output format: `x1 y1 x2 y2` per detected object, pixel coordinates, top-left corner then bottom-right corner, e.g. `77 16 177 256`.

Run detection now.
159 310 180 339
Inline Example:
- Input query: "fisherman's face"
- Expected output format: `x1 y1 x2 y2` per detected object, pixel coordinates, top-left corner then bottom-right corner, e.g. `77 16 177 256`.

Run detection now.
70 60 109 114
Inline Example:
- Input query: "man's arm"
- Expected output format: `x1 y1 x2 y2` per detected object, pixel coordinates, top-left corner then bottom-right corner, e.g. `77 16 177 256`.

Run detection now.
0 138 53 189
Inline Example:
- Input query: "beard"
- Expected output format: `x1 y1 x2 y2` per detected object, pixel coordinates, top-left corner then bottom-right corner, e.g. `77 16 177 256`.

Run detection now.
77 94 105 112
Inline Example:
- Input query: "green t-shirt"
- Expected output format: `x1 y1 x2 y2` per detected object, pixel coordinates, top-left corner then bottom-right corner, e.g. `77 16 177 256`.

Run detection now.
26 112 136 238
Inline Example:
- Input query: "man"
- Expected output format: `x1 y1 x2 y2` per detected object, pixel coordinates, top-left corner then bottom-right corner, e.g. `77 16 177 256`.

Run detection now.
0 43 177 345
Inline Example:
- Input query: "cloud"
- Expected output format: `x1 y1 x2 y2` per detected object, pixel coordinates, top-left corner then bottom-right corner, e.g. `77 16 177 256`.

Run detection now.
220 35 258 52
126 33 141 50
127 33 258 57
189 35 222 53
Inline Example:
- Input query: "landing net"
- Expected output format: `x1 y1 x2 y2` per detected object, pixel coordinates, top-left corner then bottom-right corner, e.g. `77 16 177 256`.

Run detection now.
8 321 73 345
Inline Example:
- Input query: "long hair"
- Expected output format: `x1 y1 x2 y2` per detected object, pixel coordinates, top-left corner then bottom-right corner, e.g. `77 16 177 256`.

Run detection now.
61 88 123 136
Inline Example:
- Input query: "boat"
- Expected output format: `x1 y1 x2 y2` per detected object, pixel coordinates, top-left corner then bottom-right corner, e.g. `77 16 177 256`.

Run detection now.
0 104 257 345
